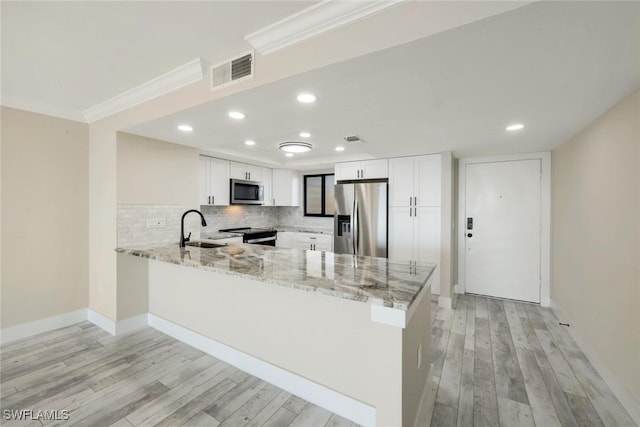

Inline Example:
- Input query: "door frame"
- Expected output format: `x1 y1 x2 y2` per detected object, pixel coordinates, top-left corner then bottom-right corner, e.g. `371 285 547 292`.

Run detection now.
456 152 551 306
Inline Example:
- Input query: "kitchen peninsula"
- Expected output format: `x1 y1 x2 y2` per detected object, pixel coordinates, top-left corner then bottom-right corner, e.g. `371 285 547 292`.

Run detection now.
117 242 435 427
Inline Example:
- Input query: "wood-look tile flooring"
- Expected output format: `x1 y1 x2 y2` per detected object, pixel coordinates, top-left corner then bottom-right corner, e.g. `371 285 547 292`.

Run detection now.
1 296 636 427
0 324 357 427
429 295 637 427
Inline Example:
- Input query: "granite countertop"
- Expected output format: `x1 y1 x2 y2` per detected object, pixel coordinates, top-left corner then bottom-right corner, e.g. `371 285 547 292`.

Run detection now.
116 244 434 311
271 225 333 235
200 232 243 241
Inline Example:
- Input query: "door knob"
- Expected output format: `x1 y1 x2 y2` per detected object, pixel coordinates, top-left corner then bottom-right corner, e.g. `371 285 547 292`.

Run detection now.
467 233 473 238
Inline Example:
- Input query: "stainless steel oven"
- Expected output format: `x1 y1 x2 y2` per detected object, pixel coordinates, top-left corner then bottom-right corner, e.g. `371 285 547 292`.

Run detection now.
230 179 264 205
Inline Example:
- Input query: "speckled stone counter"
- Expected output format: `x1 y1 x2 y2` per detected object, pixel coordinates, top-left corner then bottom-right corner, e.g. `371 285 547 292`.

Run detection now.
116 243 434 311
271 225 334 235
200 231 243 240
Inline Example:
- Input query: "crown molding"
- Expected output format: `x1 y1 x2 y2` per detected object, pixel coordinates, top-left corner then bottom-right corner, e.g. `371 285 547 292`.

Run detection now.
1 96 86 123
82 58 205 123
245 0 407 55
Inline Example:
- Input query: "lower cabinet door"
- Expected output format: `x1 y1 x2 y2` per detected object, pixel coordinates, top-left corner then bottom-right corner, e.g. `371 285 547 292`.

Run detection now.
389 206 414 262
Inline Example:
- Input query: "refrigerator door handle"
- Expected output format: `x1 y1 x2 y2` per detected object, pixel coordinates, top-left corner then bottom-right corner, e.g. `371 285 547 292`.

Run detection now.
352 198 358 255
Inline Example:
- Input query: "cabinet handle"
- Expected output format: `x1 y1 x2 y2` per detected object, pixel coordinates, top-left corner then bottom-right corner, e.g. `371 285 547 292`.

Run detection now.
414 196 417 205
273 198 275 206
212 195 215 205
208 196 211 204
409 197 412 206
410 208 412 217
361 169 364 178
414 207 417 217
249 172 251 180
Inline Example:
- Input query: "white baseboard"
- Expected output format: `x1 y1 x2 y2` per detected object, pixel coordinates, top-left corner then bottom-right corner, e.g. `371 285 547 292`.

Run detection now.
116 313 149 335
148 314 376 427
550 300 640 425
0 309 88 345
87 309 116 336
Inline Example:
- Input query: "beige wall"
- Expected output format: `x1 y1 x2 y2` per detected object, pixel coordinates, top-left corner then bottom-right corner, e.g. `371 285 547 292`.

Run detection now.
117 132 198 205
552 90 640 401
1 107 89 327
440 152 454 303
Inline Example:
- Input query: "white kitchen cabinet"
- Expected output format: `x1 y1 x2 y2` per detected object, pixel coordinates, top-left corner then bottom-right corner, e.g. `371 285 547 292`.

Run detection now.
261 167 273 206
334 159 388 181
296 232 332 251
272 169 300 206
388 154 441 292
389 154 441 207
230 162 261 181
276 231 296 248
389 205 441 289
199 156 230 206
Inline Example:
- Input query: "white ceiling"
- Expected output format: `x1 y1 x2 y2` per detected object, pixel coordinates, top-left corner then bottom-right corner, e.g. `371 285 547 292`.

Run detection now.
126 1 640 168
0 1 315 121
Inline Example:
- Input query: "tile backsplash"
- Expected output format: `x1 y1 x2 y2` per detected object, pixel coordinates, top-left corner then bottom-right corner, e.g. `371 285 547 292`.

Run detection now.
277 207 333 230
117 204 201 247
118 204 333 247
200 205 280 232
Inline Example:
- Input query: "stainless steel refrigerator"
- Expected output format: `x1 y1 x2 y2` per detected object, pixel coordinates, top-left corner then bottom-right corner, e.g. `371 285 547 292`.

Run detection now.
334 180 388 257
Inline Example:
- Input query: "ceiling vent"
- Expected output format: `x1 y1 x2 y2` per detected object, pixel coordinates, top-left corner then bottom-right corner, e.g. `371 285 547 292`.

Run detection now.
344 135 365 143
210 51 254 91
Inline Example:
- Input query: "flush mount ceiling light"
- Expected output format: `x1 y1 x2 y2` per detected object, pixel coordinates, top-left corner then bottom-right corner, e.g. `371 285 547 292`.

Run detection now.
244 140 255 146
228 111 246 120
506 123 524 131
297 93 316 103
278 141 313 153
299 132 311 138
177 124 193 132
285 153 294 157
335 146 345 152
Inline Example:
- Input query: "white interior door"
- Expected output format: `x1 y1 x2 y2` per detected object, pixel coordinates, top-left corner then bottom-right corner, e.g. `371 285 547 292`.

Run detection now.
465 159 541 302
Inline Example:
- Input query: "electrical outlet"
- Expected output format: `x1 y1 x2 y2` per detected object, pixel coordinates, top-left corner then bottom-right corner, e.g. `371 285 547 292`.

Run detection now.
146 218 166 229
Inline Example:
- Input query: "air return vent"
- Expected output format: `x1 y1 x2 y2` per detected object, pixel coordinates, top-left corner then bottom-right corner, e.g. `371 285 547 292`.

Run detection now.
210 51 254 91
344 135 365 143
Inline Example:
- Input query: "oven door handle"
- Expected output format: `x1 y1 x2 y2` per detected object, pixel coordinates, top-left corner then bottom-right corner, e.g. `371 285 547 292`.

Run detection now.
245 236 277 244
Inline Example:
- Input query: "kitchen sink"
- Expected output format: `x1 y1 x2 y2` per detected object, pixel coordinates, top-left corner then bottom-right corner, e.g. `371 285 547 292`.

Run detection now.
185 241 225 249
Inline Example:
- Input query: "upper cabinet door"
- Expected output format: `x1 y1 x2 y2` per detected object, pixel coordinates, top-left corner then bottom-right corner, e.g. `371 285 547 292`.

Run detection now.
334 161 361 181
245 164 262 182
209 157 230 206
414 154 441 207
389 157 414 207
361 159 388 179
229 162 247 180
272 169 300 206
198 156 211 205
261 167 273 206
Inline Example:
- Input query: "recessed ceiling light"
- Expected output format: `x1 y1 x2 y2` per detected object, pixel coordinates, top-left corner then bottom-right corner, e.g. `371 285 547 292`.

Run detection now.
279 141 313 153
297 93 316 103
245 140 255 146
177 124 193 132
299 132 311 138
285 153 294 157
335 146 345 152
228 111 246 120
506 123 524 131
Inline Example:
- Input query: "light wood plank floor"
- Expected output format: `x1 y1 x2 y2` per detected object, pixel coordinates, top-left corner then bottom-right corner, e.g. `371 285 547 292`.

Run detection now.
430 295 637 427
1 295 636 427
0 324 357 427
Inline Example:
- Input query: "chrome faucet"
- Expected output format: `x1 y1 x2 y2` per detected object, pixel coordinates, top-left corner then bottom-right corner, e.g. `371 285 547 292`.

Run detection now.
180 209 207 248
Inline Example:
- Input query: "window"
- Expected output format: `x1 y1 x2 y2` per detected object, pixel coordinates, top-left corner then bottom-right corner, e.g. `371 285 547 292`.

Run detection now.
304 174 335 217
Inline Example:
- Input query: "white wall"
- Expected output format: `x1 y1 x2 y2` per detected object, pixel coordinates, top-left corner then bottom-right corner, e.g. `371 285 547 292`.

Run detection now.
552 90 640 402
1 107 89 327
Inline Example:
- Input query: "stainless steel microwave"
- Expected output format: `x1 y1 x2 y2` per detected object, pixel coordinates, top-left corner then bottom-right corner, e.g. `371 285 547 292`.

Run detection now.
230 179 264 205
